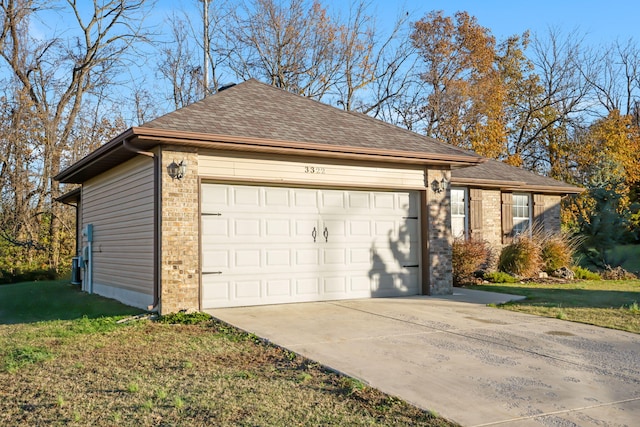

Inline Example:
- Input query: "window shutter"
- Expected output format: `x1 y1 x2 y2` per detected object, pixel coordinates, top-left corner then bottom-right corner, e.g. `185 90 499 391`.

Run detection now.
533 194 545 231
502 192 513 244
469 188 483 240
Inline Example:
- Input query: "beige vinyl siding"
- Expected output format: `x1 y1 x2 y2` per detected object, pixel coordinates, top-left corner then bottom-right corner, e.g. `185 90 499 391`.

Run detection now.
82 156 155 300
198 151 426 189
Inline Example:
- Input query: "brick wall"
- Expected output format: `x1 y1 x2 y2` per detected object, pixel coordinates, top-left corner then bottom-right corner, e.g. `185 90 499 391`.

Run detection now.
160 148 200 314
543 195 562 233
481 189 503 260
426 169 453 295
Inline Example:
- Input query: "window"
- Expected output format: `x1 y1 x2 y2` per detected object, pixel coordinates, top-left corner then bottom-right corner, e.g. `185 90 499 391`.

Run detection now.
512 193 530 235
451 188 467 239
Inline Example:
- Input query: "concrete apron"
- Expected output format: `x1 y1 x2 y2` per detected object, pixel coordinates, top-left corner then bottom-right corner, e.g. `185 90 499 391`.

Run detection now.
209 289 640 427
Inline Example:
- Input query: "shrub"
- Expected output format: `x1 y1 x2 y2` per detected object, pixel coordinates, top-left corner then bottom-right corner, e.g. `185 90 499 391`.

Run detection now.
157 311 212 325
451 238 493 286
483 271 518 283
572 266 601 280
498 235 542 278
541 234 575 273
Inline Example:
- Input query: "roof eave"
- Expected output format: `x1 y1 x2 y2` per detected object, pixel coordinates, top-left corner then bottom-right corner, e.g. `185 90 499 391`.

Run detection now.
133 127 484 166
56 127 485 184
54 128 136 183
451 177 583 194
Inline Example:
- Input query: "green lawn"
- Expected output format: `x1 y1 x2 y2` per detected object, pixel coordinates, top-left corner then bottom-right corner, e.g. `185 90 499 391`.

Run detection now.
0 280 140 324
0 281 452 426
469 279 640 333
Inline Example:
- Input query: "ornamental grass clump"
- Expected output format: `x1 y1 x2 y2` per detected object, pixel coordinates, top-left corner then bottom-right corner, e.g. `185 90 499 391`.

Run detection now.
452 238 493 286
541 234 575 273
498 235 541 278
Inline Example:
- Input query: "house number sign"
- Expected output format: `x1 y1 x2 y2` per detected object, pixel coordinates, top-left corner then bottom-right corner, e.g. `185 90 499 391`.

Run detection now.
304 166 326 174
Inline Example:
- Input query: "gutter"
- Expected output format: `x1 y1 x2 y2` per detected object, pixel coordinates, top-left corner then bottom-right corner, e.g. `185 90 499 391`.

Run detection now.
55 127 486 184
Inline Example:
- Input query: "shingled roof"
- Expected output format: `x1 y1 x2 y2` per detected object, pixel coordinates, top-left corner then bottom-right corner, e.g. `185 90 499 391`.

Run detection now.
56 78 580 195
452 159 582 193
141 79 480 159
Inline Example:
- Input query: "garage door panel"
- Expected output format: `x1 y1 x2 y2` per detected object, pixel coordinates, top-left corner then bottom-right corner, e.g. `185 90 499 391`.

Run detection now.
319 191 345 210
266 249 292 267
202 277 230 307
201 183 421 308
295 219 318 241
347 192 370 210
202 217 230 237
323 276 347 294
234 219 260 237
202 249 229 270
373 193 396 210
349 248 371 264
323 248 346 264
293 189 318 210
265 218 290 236
350 276 371 292
235 249 261 268
236 280 263 299
264 188 290 207
296 248 320 265
201 185 229 211
296 278 320 295
266 279 291 297
233 186 261 206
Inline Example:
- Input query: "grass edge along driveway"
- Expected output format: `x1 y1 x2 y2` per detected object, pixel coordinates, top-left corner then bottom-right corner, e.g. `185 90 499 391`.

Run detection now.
0 280 454 426
469 279 640 334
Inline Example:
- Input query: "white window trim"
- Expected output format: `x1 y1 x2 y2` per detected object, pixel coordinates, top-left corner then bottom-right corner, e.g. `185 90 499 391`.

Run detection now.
512 193 531 236
451 187 468 239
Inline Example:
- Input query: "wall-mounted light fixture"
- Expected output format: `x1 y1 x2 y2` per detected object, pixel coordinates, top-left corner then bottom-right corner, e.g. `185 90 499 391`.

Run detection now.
167 160 187 180
431 177 447 193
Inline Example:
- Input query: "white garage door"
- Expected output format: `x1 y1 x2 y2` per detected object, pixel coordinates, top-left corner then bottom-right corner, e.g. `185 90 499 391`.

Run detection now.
201 183 420 308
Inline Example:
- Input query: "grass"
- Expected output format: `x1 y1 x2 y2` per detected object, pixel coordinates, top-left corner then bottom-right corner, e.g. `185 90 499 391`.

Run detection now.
0 281 453 426
0 280 140 324
470 279 640 333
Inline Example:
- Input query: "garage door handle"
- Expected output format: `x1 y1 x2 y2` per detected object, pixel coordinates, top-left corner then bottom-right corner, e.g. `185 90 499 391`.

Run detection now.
402 265 419 268
323 227 329 242
203 271 222 275
312 227 317 242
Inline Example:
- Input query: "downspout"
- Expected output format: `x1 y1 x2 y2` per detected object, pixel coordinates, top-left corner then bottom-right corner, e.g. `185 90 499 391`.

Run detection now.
123 138 161 312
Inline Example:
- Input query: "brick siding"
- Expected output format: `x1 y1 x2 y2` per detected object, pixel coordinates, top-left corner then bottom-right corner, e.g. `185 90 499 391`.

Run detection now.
159 148 200 314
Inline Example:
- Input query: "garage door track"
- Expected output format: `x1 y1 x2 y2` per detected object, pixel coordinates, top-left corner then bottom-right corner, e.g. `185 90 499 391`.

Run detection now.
210 290 640 426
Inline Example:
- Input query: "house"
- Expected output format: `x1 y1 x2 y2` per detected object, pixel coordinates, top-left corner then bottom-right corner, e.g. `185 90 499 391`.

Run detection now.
55 79 581 313
450 158 581 249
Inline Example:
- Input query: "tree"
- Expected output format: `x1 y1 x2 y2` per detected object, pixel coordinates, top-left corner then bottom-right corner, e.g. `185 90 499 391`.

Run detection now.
409 11 507 156
157 13 204 109
227 0 340 99
0 0 150 272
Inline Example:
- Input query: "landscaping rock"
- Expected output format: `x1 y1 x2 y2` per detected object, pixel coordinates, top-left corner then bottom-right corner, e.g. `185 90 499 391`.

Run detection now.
539 272 549 279
601 266 637 280
552 266 575 280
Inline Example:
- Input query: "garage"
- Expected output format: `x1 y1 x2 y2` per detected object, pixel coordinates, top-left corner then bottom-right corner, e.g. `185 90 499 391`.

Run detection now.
201 183 420 308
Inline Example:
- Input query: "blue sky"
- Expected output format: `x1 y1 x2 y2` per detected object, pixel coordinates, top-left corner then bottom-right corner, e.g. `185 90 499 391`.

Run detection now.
332 0 639 45
144 1 640 52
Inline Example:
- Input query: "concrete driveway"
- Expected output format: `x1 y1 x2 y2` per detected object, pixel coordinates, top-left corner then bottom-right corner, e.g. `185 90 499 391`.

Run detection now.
209 289 640 426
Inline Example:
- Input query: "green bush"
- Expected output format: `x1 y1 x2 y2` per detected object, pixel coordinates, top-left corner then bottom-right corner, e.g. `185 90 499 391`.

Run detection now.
572 266 601 280
0 268 61 285
157 311 212 325
498 235 542 278
451 238 493 286
483 271 518 283
541 235 575 273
